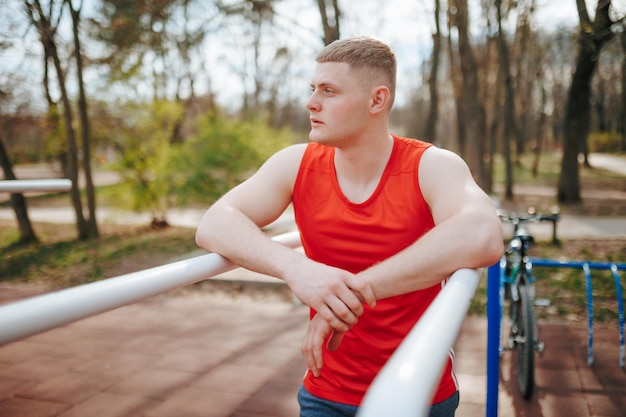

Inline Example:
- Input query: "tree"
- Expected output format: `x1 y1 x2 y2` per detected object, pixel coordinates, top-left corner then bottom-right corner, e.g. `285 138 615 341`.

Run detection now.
67 0 98 237
0 130 38 244
24 0 91 239
424 0 442 144
0 8 39 244
448 0 488 188
317 0 340 45
217 0 280 120
494 0 518 200
105 100 184 227
620 23 626 152
558 0 616 203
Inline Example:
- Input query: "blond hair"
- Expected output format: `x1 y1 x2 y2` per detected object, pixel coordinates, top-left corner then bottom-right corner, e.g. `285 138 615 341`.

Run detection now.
316 36 397 108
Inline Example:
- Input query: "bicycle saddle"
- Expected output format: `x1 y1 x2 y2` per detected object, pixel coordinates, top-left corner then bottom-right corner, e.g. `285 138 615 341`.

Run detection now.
514 227 535 245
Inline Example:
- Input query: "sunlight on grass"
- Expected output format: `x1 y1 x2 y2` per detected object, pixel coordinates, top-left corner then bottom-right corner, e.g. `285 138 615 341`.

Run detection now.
0 222 197 288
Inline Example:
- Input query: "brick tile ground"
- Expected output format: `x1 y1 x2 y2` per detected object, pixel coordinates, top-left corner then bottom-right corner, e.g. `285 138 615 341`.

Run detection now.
0 285 624 417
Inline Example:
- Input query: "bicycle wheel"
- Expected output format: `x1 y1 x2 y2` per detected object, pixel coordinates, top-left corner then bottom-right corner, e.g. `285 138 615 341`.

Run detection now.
515 282 535 399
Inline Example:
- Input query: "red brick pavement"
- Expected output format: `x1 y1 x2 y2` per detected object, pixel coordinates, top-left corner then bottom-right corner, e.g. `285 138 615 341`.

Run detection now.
0 284 624 417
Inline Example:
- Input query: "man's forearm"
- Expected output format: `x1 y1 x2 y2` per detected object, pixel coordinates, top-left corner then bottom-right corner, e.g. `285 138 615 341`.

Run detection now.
360 210 504 300
196 204 304 281
196 204 377 331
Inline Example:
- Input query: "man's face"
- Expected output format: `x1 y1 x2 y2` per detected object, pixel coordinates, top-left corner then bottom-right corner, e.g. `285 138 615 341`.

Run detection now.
306 62 371 146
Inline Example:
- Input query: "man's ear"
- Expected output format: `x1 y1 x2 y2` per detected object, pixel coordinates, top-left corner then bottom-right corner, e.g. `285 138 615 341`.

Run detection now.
370 86 391 114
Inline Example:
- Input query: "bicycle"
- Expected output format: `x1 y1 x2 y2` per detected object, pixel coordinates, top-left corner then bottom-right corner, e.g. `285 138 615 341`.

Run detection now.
497 207 559 399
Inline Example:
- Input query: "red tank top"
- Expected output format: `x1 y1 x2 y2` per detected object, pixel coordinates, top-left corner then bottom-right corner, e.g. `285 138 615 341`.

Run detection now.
293 135 457 405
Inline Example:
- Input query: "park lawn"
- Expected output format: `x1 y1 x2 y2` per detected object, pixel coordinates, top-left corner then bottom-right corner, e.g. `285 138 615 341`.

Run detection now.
0 221 198 288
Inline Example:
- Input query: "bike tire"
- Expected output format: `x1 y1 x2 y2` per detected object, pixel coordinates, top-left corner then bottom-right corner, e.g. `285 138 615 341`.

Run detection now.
516 282 535 399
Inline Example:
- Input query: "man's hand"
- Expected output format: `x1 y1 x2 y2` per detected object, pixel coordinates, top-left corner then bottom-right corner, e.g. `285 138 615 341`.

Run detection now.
286 261 376 332
301 314 347 377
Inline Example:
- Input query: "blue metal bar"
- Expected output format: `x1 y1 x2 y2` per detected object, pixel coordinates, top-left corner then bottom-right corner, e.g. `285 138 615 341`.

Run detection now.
611 264 625 368
583 263 594 366
486 262 501 417
499 258 507 355
529 257 626 368
530 258 626 271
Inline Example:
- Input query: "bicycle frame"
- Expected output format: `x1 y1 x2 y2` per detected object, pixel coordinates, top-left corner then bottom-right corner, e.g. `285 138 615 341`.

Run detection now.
499 217 545 400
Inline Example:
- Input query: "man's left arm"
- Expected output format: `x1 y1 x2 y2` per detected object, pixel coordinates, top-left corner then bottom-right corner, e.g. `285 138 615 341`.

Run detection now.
360 146 504 299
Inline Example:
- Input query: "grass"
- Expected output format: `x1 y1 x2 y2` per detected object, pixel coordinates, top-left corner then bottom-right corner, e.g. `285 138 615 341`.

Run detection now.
470 151 626 322
0 221 198 288
469 238 626 323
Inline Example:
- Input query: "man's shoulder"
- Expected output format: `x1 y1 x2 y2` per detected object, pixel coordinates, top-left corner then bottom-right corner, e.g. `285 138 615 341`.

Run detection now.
392 135 434 151
271 143 308 162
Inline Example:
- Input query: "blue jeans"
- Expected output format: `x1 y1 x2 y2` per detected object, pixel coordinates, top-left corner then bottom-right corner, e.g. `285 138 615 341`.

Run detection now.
298 385 459 417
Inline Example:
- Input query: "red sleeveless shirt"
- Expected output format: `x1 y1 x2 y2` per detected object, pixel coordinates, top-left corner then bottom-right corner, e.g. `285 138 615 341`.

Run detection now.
292 135 457 405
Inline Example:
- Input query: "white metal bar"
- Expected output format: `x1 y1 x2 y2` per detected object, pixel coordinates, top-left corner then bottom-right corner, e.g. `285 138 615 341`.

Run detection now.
0 179 72 193
357 268 482 417
0 230 301 346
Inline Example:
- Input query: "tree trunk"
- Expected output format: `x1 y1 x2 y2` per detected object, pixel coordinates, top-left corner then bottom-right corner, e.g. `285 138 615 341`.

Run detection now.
0 133 38 244
495 0 517 200
489 53 503 195
558 0 613 203
446 16 464 155
424 0 441 144
620 24 626 152
532 86 548 177
317 0 340 45
69 0 98 238
25 0 88 238
450 0 487 188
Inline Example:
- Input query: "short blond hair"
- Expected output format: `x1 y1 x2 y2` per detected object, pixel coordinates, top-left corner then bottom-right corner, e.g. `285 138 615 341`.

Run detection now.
316 36 396 107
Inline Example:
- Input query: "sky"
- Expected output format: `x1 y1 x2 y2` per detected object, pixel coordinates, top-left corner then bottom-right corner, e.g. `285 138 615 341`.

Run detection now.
3 0 625 112
206 0 592 108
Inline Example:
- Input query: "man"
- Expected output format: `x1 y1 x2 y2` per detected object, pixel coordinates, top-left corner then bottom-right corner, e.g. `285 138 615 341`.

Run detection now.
196 36 503 417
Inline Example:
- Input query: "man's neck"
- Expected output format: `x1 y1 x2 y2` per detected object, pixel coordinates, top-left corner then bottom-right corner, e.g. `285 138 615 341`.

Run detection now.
333 132 394 203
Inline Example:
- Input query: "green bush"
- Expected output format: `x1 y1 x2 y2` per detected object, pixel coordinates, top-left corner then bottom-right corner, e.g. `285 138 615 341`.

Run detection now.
588 131 624 153
168 113 294 205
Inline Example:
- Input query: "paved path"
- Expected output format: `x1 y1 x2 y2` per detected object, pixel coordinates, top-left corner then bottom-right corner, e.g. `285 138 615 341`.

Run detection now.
0 286 624 417
2 153 626 238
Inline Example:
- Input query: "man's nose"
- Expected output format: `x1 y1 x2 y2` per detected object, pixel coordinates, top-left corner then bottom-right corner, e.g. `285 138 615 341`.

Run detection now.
306 93 320 112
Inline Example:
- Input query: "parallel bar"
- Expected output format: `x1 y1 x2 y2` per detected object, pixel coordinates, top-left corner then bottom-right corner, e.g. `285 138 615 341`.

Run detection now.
583 263 594 366
0 231 301 346
530 258 626 271
357 268 482 417
486 262 502 417
526 258 626 368
611 265 625 368
0 179 72 193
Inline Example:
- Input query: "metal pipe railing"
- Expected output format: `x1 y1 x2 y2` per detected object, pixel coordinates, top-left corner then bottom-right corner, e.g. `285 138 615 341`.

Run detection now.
529 258 625 368
0 231 301 346
0 179 72 193
2 229 483 416
358 268 482 417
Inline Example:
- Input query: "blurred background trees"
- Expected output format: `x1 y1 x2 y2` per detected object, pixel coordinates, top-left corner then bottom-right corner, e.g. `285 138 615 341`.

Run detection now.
1 0 625 242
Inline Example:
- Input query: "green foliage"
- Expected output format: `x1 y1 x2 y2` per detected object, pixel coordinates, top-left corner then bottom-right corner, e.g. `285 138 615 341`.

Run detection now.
108 99 184 220
43 105 66 161
168 112 293 204
588 131 624 153
0 222 197 287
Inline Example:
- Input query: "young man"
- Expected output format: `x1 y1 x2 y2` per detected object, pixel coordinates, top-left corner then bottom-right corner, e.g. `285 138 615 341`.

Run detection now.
196 36 504 417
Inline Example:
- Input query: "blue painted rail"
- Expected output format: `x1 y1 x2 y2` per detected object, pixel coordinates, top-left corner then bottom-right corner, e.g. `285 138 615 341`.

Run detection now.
486 259 626 417
529 258 626 368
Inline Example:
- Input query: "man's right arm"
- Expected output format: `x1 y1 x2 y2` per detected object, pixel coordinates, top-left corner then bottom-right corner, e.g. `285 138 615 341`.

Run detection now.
195 144 375 331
